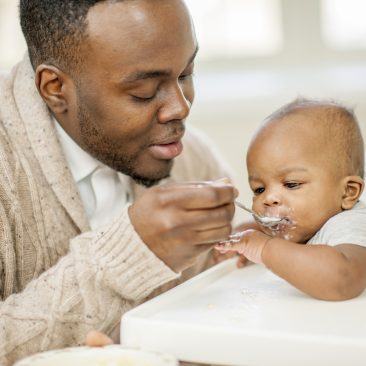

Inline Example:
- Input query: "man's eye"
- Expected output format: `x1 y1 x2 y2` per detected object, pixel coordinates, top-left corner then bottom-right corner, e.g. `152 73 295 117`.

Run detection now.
179 72 194 81
253 187 265 195
132 94 155 103
285 182 301 189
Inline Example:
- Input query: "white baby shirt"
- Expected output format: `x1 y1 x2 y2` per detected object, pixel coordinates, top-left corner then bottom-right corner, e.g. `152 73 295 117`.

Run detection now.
307 201 366 246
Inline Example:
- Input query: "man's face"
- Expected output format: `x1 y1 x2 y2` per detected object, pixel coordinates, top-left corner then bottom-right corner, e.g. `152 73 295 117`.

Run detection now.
247 115 345 243
64 0 197 186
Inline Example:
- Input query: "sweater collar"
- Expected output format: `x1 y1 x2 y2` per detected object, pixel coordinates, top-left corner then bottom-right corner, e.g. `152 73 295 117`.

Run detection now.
12 54 89 232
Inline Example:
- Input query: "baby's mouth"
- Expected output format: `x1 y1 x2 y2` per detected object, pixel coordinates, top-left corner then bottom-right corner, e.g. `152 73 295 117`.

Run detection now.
265 217 293 232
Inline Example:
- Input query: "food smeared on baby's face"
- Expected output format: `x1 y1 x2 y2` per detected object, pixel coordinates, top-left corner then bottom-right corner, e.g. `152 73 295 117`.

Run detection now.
255 206 296 239
246 110 348 243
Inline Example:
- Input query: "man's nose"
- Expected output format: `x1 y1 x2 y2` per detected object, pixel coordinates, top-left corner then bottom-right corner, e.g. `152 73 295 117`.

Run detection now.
157 84 191 123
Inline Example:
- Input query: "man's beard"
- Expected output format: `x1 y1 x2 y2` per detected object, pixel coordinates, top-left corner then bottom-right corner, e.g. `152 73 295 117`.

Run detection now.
77 103 172 187
129 171 170 188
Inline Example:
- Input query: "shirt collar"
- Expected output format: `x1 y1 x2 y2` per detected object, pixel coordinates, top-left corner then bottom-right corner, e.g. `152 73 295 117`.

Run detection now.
54 120 99 183
54 120 133 198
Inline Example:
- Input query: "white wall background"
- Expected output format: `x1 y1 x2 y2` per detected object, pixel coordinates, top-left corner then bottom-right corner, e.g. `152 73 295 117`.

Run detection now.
184 0 366 221
1 0 366 221
190 66 366 222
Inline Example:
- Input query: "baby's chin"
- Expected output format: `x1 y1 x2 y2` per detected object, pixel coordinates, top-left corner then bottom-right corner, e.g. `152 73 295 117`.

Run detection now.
263 224 306 243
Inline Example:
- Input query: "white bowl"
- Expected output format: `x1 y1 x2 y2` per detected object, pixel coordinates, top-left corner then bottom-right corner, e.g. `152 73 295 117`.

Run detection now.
14 346 178 366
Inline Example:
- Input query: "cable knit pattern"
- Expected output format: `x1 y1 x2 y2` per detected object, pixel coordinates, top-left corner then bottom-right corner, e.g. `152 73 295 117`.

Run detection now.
0 54 231 366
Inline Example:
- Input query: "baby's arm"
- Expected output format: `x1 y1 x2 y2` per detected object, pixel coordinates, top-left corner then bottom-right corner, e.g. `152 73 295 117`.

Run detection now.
216 231 366 300
263 238 366 300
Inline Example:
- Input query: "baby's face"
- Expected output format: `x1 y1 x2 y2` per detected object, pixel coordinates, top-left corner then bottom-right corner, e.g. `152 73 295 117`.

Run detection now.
247 116 344 243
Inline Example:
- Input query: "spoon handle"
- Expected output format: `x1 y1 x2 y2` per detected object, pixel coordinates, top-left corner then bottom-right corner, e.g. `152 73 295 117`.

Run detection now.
234 201 257 216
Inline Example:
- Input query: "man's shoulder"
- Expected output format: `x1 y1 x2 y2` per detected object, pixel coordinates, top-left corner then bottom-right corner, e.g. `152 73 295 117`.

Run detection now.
0 61 21 129
0 69 13 119
0 71 8 88
0 65 27 171
171 125 233 182
180 124 213 152
0 63 19 96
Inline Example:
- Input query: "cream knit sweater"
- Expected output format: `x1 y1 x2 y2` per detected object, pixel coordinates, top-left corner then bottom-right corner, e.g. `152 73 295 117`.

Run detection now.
0 55 231 365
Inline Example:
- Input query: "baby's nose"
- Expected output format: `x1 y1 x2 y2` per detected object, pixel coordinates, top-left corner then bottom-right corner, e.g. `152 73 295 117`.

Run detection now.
263 191 281 206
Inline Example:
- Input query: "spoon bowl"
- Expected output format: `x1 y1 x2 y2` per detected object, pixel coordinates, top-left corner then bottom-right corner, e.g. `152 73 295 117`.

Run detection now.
235 201 286 228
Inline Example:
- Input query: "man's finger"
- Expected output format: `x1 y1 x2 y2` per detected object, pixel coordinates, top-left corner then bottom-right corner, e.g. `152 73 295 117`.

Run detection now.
86 330 113 347
181 203 235 231
157 181 238 210
196 225 233 244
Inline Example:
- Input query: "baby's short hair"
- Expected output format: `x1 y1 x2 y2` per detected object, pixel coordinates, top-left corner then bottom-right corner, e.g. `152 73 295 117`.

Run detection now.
264 98 365 178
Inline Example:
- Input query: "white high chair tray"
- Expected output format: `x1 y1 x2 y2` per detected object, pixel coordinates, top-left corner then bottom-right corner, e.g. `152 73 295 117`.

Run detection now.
120 259 366 366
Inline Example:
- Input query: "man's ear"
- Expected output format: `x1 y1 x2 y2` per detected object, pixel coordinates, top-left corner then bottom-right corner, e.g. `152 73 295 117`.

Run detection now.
35 64 70 114
341 175 364 210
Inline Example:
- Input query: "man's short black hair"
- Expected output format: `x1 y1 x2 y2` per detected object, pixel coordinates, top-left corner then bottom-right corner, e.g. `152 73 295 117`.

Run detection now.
20 0 105 72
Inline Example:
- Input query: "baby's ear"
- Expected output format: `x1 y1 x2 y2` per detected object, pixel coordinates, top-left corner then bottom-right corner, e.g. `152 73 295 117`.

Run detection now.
341 175 364 210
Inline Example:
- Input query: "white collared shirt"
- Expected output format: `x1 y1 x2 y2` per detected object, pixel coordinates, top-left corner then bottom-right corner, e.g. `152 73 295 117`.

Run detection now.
55 121 131 230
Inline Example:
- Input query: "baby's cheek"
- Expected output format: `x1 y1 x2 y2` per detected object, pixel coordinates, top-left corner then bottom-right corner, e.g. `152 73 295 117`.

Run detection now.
296 213 328 242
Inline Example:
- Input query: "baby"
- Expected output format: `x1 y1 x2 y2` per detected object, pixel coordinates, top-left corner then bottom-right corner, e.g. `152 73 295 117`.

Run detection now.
217 98 366 300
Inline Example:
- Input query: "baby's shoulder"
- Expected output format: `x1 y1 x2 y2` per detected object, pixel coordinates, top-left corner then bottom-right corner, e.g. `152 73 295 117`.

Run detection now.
308 201 366 246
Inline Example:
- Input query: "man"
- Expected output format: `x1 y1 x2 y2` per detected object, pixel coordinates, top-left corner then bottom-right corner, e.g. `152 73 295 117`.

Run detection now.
0 0 237 364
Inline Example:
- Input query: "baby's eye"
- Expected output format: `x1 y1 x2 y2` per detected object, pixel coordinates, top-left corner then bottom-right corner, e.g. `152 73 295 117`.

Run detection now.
253 187 265 195
284 181 301 189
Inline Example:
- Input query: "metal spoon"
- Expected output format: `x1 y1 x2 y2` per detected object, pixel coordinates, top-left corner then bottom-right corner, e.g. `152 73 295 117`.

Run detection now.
234 201 284 228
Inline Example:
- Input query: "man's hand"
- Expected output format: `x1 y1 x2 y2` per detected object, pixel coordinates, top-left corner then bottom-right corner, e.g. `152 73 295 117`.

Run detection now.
129 180 237 272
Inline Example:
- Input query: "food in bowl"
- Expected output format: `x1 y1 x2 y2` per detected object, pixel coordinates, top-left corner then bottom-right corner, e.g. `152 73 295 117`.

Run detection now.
14 346 178 366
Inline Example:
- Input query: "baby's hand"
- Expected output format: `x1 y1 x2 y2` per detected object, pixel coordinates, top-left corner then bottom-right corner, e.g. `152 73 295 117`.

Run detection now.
215 229 272 264
212 247 249 268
